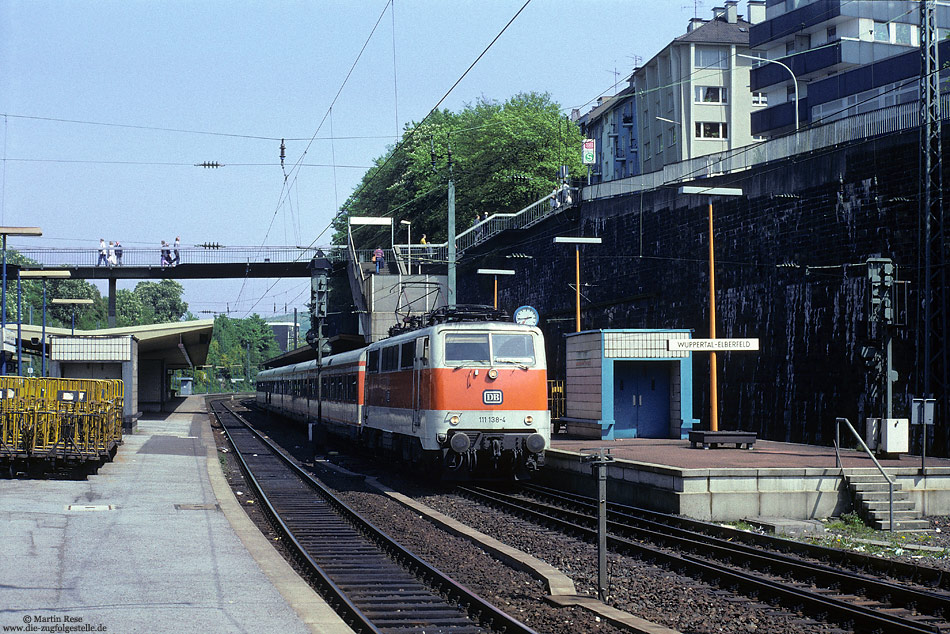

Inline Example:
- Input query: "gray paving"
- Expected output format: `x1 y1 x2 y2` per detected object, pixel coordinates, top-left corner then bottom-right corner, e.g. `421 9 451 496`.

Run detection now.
0 396 350 634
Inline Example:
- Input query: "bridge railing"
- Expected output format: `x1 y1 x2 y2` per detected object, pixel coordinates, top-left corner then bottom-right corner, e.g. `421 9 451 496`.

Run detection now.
14 246 345 268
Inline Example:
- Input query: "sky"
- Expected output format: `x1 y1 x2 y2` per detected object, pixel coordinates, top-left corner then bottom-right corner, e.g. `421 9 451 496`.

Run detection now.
0 0 705 320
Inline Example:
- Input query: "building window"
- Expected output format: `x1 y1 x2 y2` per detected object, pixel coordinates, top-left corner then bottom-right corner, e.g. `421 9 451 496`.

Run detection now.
785 41 796 56
752 92 768 106
695 122 728 139
657 133 663 151
666 126 677 147
695 86 728 103
695 45 727 69
643 140 651 158
826 26 837 42
873 21 889 42
895 23 912 45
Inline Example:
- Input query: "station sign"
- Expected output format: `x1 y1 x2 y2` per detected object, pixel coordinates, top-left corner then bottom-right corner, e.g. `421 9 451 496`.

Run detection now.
667 338 759 352
582 139 596 164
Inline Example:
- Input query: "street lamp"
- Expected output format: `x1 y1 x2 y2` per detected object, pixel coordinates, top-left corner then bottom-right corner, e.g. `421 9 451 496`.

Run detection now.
553 237 602 332
476 269 515 309
0 226 42 375
19 270 70 377
679 186 743 434
51 298 94 336
400 220 412 274
737 53 799 132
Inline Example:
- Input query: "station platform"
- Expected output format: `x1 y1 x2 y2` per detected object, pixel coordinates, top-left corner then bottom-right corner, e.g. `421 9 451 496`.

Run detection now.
0 395 351 634
544 435 950 523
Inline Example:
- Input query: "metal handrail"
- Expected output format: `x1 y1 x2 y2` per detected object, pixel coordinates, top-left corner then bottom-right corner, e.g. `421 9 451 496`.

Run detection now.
834 417 895 531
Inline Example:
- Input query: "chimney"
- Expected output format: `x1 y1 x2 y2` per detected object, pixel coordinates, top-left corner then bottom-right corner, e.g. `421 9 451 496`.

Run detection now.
725 1 738 23
747 0 765 24
712 6 726 20
688 17 706 32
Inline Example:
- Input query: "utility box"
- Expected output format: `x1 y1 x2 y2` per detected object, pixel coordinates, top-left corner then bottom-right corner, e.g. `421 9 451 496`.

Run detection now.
880 417 909 454
865 418 880 451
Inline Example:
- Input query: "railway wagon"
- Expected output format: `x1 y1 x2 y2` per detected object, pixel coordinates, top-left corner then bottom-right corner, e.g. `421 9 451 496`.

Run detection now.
257 310 549 480
0 376 123 474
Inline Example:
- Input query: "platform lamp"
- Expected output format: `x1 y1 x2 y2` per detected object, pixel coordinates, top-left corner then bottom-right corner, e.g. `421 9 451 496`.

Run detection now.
553 237 602 332
51 298 94 336
476 269 515 310
19 270 70 377
679 186 743 434
0 227 42 375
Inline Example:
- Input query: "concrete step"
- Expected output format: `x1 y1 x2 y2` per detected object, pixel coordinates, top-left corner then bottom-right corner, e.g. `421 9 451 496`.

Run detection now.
856 490 912 503
850 482 903 493
870 518 931 532
861 500 916 512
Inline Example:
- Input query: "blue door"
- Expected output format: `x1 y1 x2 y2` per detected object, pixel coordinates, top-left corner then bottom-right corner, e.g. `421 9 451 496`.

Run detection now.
612 361 670 438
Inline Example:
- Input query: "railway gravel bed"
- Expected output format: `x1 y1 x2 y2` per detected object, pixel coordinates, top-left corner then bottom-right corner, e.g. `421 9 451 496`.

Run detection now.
210 400 950 633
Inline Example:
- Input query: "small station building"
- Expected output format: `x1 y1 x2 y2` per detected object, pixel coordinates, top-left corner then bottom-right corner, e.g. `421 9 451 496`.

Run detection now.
559 329 699 440
19 320 214 428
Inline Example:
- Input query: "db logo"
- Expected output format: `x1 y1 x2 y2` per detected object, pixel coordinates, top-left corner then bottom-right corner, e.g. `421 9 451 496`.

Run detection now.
482 390 503 405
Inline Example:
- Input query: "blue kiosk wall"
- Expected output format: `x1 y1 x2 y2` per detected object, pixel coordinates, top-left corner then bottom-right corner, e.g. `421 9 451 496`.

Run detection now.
561 329 698 440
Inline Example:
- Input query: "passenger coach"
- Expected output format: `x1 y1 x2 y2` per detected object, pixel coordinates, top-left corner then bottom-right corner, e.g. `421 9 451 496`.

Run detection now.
257 308 549 480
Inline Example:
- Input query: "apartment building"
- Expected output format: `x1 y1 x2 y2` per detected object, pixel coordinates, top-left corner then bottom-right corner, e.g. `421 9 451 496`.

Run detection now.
750 0 950 137
633 1 767 174
575 80 639 185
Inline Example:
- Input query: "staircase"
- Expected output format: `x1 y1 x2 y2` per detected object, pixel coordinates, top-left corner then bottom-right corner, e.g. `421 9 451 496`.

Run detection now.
844 470 930 532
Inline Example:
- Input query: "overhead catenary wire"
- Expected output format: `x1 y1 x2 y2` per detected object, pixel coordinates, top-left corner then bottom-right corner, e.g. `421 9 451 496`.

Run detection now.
237 0 534 318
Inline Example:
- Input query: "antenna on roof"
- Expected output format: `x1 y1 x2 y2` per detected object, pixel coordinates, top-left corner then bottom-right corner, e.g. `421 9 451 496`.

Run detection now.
682 0 703 18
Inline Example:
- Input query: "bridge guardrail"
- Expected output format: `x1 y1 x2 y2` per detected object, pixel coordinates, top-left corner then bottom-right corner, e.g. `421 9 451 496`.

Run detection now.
15 246 346 268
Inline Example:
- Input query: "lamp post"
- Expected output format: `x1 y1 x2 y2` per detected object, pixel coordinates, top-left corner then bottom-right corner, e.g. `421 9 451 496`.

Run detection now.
476 269 515 309
679 186 743 433
0 227 42 375
738 53 799 132
19 270 70 377
51 298 94 336
553 237 602 332
400 220 412 274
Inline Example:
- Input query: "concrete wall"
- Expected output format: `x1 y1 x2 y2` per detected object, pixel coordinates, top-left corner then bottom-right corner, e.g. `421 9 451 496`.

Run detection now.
456 126 945 453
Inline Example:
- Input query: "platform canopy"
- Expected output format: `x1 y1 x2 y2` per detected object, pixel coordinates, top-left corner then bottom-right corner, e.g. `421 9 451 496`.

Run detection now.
18 319 214 369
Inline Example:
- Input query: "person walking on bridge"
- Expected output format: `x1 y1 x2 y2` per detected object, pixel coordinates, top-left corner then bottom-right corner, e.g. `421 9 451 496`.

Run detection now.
114 241 123 266
373 246 385 274
172 236 180 266
96 238 108 266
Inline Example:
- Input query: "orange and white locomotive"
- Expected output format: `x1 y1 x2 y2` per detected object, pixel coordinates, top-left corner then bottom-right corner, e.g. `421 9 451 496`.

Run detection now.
256 307 549 479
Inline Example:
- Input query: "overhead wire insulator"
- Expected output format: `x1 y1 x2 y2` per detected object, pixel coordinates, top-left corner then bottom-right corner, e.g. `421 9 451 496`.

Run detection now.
195 161 223 168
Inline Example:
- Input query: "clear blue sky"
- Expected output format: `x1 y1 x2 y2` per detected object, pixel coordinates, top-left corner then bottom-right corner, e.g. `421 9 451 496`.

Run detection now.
1 0 700 319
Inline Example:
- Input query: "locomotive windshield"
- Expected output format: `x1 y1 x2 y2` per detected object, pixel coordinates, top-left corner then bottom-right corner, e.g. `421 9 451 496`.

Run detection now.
444 332 536 366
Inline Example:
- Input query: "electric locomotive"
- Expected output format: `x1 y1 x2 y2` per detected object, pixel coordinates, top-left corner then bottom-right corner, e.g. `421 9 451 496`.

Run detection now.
256 306 549 480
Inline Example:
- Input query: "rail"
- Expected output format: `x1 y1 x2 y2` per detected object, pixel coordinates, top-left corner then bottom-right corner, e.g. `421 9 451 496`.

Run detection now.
834 417 894 532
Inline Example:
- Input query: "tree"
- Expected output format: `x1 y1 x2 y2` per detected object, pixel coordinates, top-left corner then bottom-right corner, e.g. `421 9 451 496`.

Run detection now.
130 280 188 324
336 92 585 247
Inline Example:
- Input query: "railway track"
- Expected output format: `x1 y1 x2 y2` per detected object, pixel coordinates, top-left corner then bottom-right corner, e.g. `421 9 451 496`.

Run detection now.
210 400 538 634
457 483 950 634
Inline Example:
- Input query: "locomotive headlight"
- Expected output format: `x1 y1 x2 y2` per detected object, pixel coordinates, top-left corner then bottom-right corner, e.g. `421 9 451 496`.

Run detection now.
487 368 498 380
449 414 461 426
523 415 534 426
450 432 471 453
525 433 546 454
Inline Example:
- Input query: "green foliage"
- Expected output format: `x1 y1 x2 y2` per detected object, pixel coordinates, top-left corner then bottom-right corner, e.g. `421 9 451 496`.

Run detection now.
131 280 188 324
336 92 584 247
192 314 280 392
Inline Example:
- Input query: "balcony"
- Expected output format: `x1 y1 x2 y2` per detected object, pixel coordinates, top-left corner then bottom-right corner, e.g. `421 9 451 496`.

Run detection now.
749 0 840 48
750 98 809 136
